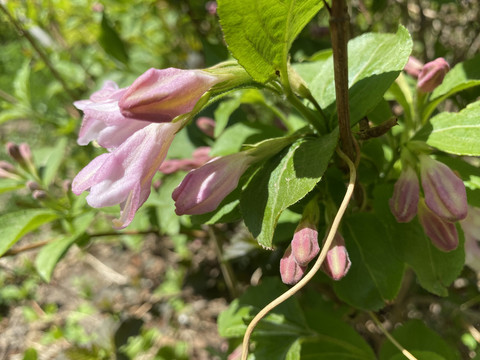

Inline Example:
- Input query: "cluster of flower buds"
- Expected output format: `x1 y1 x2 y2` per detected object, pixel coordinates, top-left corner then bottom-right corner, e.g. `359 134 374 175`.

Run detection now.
72 63 257 228
389 145 467 251
404 56 450 93
279 200 351 285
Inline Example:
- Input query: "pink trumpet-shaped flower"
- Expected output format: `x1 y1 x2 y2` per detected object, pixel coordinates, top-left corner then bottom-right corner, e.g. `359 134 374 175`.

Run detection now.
291 218 320 267
418 198 459 252
172 152 255 215
323 232 351 281
419 154 467 222
389 165 420 223
280 244 307 285
119 68 220 122
417 58 450 93
72 121 182 228
74 81 149 150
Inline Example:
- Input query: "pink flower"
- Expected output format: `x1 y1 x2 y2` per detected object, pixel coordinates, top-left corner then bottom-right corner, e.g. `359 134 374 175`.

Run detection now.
404 56 423 78
119 68 220 122
172 152 255 215
417 58 450 93
389 165 420 223
72 121 183 228
419 154 467 222
196 117 216 137
291 218 320 267
417 198 458 252
74 81 149 150
159 147 211 174
323 232 351 280
280 244 307 285
461 206 480 272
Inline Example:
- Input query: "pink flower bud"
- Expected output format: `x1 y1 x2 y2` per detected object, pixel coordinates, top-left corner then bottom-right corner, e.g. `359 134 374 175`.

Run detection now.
0 161 20 179
196 117 216 137
159 146 211 174
26 180 41 191
280 245 307 285
389 165 420 223
417 58 450 93
32 190 47 200
172 152 254 215
418 198 459 252
323 232 351 280
461 206 480 272
18 143 32 163
419 154 467 222
404 56 423 78
119 68 220 122
6 142 22 163
291 219 319 266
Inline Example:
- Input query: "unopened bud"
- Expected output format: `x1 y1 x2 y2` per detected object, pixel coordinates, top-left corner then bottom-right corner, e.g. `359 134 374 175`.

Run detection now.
196 117 216 137
280 245 306 285
32 190 47 200
291 220 319 266
26 180 41 191
323 232 351 280
389 165 419 223
418 198 458 252
0 161 20 179
417 58 450 93
404 56 423 78
419 154 467 222
18 143 32 163
6 142 22 163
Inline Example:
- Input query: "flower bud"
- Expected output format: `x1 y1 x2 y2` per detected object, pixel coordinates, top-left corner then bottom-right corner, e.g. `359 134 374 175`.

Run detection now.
26 180 41 191
6 142 22 163
291 222 320 267
323 232 351 280
461 206 480 272
18 143 32 163
417 58 450 93
419 154 467 222
418 198 458 252
0 161 20 179
173 152 254 215
159 147 211 174
196 117 216 137
32 190 48 200
404 56 423 78
119 68 220 122
389 165 419 223
280 244 307 285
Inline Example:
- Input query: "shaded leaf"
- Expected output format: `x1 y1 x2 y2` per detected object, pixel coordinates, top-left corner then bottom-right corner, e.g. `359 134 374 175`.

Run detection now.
99 12 129 65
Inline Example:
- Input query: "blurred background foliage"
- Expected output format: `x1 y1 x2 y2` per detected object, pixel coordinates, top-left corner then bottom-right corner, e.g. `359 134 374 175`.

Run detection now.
0 0 479 359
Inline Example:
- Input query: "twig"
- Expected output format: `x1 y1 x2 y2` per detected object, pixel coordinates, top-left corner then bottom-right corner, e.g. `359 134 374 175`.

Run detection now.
329 0 355 161
369 312 418 360
2 239 51 257
84 252 128 285
240 146 358 360
0 4 78 101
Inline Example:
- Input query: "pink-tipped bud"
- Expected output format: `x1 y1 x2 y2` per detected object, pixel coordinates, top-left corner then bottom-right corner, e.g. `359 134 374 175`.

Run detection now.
26 180 41 191
18 143 32 163
0 161 20 179
196 117 216 137
419 154 467 222
291 220 319 266
404 56 423 78
418 198 458 252
461 206 480 272
119 68 220 122
323 232 351 280
32 190 47 200
280 244 307 285
6 142 22 163
389 165 420 223
417 58 450 93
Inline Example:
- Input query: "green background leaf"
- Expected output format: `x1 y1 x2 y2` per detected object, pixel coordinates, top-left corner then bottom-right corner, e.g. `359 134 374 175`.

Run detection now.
333 213 404 310
0 209 58 257
379 320 459 360
425 100 480 156
241 131 338 248
218 0 323 82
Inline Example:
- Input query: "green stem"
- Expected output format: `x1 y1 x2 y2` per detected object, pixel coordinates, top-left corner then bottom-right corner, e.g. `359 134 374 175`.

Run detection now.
286 91 326 134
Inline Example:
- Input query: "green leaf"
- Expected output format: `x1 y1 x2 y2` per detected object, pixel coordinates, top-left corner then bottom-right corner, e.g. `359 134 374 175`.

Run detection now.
217 0 324 83
379 320 460 360
40 138 68 185
0 209 58 257
301 26 412 125
13 61 31 105
99 12 129 66
35 212 95 282
0 180 24 194
300 292 376 360
22 348 38 360
0 107 30 124
424 53 480 121
425 100 480 156
373 185 465 297
241 130 338 248
333 213 404 311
